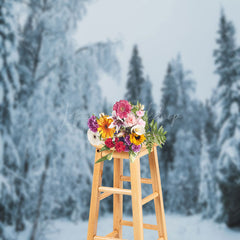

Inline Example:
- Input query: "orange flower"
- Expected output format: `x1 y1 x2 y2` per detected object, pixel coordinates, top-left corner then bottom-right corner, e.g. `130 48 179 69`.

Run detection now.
97 116 115 139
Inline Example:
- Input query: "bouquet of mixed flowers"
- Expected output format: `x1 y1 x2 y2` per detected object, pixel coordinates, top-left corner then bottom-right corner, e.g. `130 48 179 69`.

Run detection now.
87 100 167 163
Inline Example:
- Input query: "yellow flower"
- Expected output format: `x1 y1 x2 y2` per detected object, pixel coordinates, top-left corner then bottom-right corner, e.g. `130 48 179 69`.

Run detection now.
97 116 115 139
129 133 146 145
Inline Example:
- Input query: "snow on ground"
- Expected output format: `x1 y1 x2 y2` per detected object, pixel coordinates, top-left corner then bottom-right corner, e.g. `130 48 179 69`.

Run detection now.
45 213 240 240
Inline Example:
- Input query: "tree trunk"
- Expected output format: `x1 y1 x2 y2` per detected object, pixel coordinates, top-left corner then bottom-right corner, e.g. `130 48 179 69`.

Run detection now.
29 153 50 240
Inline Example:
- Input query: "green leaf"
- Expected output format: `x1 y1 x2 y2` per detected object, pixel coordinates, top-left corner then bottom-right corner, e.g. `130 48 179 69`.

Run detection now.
129 151 138 163
95 152 113 164
153 122 157 132
98 146 110 152
150 119 154 129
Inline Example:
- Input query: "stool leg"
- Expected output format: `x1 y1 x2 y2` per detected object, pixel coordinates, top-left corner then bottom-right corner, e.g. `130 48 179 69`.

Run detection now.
87 150 104 240
113 158 123 238
130 157 144 240
149 146 168 240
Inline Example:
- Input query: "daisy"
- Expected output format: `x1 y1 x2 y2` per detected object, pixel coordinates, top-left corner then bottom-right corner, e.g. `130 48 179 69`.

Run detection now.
87 129 103 146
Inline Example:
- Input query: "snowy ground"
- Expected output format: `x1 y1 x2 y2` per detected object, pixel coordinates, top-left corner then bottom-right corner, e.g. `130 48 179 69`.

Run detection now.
42 214 240 240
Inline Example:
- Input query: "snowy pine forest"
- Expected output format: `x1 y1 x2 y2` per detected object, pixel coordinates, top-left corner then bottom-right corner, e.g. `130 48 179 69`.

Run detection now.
0 0 240 239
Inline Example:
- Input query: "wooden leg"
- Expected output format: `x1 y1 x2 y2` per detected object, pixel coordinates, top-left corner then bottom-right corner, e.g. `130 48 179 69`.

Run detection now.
130 157 144 240
87 150 104 240
113 158 123 238
149 147 168 240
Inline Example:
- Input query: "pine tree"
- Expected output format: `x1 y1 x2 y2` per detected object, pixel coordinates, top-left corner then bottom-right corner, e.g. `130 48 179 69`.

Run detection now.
168 129 199 214
165 56 201 214
159 63 178 205
213 10 240 226
0 0 20 228
198 130 216 218
125 45 145 104
204 100 219 160
141 75 156 123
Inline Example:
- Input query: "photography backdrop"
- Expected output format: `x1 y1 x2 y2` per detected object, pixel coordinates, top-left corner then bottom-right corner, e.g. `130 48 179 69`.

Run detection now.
0 0 240 240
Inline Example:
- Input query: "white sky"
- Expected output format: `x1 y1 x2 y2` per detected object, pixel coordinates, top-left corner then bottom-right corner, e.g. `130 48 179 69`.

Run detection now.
73 0 240 105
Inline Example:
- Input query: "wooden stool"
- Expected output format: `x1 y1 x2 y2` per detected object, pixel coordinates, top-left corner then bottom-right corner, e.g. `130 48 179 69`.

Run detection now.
87 144 168 240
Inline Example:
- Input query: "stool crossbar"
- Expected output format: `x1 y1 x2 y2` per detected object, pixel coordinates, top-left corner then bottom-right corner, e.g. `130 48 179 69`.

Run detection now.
87 144 168 240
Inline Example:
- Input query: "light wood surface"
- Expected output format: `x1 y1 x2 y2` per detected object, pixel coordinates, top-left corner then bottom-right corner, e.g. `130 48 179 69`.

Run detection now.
129 157 144 240
87 150 104 240
120 176 152 184
142 192 159 205
149 146 168 240
94 237 126 240
93 143 158 159
99 192 112 201
105 230 118 237
121 220 158 231
98 186 131 195
87 144 168 240
113 158 123 238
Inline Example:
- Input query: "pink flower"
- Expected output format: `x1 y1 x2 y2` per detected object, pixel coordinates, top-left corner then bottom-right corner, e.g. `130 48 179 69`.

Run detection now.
113 100 132 119
136 110 144 117
137 118 146 127
125 112 137 127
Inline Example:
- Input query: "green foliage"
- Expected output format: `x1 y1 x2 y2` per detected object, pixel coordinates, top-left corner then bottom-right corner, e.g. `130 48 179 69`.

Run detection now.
98 146 110 152
129 150 139 163
95 151 113 164
145 119 167 154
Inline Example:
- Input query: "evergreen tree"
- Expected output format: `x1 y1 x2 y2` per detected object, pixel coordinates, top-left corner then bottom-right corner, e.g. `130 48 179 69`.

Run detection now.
204 100 219 160
0 0 20 231
141 75 156 123
213 10 240 226
198 130 216 218
165 56 201 214
125 45 145 104
159 63 179 205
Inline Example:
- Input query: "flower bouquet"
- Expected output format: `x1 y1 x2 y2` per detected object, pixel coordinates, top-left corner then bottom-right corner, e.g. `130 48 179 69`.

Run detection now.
87 100 167 163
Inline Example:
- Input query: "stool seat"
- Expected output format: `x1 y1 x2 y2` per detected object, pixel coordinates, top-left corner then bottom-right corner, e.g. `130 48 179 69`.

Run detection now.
93 143 158 159
87 145 168 240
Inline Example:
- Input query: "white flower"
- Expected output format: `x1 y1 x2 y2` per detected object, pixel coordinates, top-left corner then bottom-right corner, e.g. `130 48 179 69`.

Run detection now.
87 129 103 146
99 112 105 118
131 125 145 135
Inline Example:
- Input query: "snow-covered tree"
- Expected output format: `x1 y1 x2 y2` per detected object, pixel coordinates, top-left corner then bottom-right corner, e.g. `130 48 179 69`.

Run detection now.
213 10 240 226
168 130 199 214
0 0 20 233
204 100 219 161
165 56 201 214
12 0 120 238
198 130 216 218
141 75 156 123
158 63 179 205
125 45 145 104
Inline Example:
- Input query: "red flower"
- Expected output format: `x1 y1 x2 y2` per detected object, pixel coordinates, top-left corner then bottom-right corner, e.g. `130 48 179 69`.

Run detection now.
105 138 115 148
115 141 125 152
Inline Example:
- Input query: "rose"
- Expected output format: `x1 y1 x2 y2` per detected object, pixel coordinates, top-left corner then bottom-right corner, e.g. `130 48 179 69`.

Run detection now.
137 118 146 127
125 112 137 127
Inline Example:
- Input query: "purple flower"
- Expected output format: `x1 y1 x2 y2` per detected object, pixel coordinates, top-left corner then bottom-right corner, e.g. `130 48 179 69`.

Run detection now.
124 145 130 152
131 144 141 153
88 115 99 132
124 135 131 146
